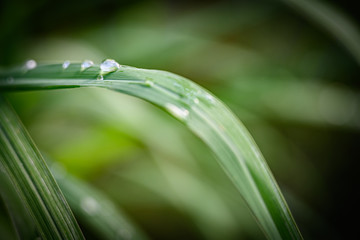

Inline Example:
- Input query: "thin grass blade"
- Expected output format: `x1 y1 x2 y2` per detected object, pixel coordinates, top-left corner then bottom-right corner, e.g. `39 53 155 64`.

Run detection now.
0 95 85 240
0 62 302 239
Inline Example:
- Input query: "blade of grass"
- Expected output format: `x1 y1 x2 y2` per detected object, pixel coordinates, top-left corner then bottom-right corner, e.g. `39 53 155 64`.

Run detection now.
0 62 302 239
0 95 85 240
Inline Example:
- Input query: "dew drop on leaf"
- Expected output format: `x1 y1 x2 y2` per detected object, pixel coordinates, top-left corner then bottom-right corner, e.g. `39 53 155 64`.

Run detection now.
100 59 120 74
97 75 104 80
144 77 154 87
81 60 94 71
62 60 70 69
165 103 189 121
25 60 37 70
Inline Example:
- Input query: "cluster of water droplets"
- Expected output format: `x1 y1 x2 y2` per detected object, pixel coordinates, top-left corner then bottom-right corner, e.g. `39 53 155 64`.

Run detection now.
171 81 216 107
161 76 219 122
61 59 121 80
17 59 218 127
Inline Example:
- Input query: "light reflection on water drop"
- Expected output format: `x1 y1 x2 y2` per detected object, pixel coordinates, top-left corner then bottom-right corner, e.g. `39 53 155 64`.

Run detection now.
81 60 94 71
25 60 37 70
97 75 104 80
100 59 120 74
62 60 70 69
165 103 189 121
81 196 99 215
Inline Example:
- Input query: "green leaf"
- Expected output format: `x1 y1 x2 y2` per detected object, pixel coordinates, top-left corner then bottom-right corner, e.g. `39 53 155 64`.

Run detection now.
0 95 85 240
0 62 302 239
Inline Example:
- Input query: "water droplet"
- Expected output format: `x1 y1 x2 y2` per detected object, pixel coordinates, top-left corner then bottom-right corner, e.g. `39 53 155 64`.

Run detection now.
62 60 70 69
25 60 37 70
100 59 120 74
144 78 154 87
165 103 189 121
193 98 199 104
81 60 94 71
97 75 104 80
81 197 99 215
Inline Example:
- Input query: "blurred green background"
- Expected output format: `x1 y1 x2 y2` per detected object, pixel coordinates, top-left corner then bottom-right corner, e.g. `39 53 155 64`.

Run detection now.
0 0 359 239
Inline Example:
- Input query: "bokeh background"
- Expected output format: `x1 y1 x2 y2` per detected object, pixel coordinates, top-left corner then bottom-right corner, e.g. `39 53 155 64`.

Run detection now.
1 0 359 239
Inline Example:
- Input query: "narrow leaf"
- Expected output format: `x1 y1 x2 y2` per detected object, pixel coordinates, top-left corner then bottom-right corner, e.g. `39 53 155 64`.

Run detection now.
0 95 85 240
0 62 302 239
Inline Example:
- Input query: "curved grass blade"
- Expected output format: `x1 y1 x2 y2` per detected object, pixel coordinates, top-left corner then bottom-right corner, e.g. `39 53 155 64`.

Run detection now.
0 95 85 240
50 162 149 240
0 62 302 239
